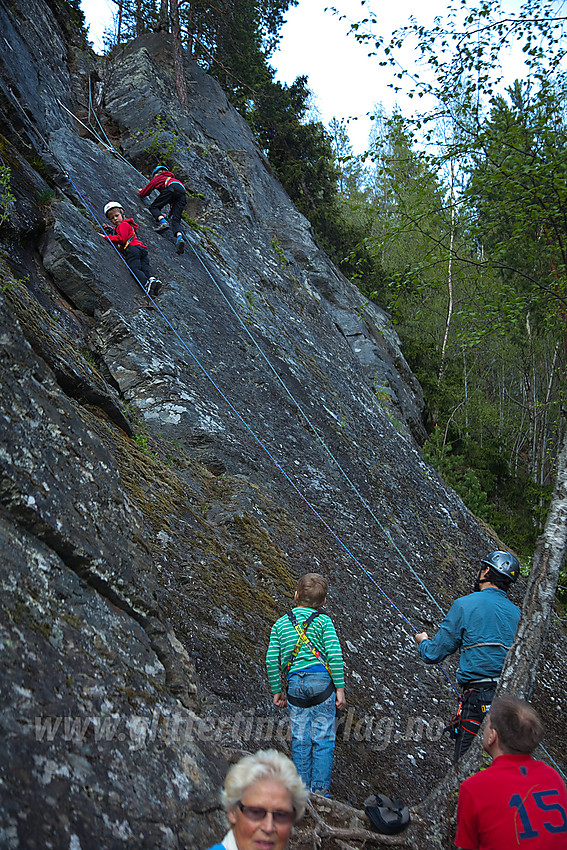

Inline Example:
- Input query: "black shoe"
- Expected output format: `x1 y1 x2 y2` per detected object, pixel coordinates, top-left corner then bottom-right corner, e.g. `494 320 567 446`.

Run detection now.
176 233 185 254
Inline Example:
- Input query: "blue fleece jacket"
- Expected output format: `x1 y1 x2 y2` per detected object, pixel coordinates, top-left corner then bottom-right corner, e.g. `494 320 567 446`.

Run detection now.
418 588 520 684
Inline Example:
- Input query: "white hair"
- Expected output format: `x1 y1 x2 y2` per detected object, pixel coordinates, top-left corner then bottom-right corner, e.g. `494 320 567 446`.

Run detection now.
221 749 308 822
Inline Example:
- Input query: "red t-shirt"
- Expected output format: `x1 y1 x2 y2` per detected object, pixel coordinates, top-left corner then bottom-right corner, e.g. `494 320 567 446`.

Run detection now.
456 754 567 849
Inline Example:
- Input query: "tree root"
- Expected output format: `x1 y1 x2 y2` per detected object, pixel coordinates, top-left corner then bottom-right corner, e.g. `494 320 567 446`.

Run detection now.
292 796 416 848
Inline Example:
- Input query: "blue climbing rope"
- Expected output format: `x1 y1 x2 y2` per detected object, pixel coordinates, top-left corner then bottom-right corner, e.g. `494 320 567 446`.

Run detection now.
57 93 447 618
9 86 566 776
61 167 460 696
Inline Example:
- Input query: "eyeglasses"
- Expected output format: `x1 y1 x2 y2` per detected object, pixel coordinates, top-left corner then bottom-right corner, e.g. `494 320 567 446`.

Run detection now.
237 801 295 825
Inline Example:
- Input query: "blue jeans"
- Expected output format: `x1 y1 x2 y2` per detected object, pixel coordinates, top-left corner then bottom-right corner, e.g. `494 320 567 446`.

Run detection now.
287 668 336 794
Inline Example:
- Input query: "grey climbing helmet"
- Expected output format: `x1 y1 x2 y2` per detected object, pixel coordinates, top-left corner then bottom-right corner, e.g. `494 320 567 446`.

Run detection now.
151 165 168 177
481 551 520 583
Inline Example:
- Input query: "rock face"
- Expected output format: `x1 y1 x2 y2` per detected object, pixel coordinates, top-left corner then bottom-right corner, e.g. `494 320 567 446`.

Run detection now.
0 2 566 848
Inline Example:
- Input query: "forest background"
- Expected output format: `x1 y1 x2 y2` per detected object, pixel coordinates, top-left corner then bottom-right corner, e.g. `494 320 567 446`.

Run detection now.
78 0 567 600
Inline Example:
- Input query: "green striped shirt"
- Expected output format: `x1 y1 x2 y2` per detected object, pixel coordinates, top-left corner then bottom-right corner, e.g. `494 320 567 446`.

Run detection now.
266 606 345 694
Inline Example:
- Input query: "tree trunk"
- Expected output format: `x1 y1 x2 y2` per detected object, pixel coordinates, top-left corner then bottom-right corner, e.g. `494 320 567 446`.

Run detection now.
169 0 188 108
117 0 123 42
437 161 455 386
499 422 567 697
537 341 559 488
462 344 469 440
159 0 169 32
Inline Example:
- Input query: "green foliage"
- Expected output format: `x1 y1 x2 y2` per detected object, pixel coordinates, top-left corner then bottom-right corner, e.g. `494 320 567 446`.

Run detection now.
133 430 157 459
188 0 297 109
270 236 287 266
36 188 56 206
134 433 150 452
140 113 181 162
82 350 99 371
334 0 567 575
62 0 85 28
27 156 49 179
423 426 551 553
0 165 15 226
244 74 386 294
1 274 28 294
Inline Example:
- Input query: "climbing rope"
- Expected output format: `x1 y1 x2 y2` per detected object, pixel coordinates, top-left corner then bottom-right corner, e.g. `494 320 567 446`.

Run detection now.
13 95 567 766
57 162 460 696
88 78 121 155
105 132 446 614
46 95 448 620
185 241 446 617
4 79 567 778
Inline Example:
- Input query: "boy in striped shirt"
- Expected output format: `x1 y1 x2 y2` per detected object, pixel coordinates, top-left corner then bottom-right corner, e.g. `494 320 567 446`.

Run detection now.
266 573 345 796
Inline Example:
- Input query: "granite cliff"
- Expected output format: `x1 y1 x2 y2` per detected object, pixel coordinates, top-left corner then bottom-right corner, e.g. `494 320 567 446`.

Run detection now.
1 0 566 847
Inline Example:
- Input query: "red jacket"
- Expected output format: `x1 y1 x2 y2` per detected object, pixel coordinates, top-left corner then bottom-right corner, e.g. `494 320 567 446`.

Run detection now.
104 218 146 250
139 171 185 197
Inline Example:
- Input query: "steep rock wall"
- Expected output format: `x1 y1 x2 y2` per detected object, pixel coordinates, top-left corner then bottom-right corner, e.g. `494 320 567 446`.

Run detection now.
0 1 566 848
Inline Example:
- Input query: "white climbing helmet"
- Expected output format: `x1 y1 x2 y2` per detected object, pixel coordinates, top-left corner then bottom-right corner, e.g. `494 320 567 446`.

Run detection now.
103 201 124 217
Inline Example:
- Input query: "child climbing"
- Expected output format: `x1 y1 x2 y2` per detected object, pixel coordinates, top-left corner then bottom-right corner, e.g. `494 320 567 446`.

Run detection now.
101 202 161 297
138 165 187 255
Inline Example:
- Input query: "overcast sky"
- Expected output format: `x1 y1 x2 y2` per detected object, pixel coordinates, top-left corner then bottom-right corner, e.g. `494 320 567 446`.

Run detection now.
271 0 445 151
80 0 537 153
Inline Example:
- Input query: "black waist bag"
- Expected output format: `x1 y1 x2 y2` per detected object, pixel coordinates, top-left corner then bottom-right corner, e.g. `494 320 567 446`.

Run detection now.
286 679 335 708
364 793 410 835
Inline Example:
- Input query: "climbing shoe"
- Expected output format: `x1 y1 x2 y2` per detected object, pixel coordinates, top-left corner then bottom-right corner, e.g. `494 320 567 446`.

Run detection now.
147 277 161 297
155 218 169 232
176 233 185 254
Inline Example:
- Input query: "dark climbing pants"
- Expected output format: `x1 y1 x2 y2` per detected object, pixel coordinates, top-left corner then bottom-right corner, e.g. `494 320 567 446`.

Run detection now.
453 685 496 762
150 184 187 236
124 245 150 286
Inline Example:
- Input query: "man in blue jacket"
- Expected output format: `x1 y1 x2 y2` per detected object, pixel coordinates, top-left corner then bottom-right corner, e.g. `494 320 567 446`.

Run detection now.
415 551 521 761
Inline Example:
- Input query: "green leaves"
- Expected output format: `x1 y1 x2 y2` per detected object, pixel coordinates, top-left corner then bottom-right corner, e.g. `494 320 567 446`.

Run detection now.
338 2 567 562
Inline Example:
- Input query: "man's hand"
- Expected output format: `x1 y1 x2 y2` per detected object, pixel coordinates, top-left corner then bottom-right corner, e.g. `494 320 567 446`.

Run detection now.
273 692 287 708
335 687 346 710
414 632 428 645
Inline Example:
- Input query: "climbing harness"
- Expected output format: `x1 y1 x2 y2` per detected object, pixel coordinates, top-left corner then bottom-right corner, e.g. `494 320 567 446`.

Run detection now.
286 682 335 709
164 176 184 189
461 642 512 652
285 611 333 677
447 682 496 743
284 611 321 675
284 611 336 708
